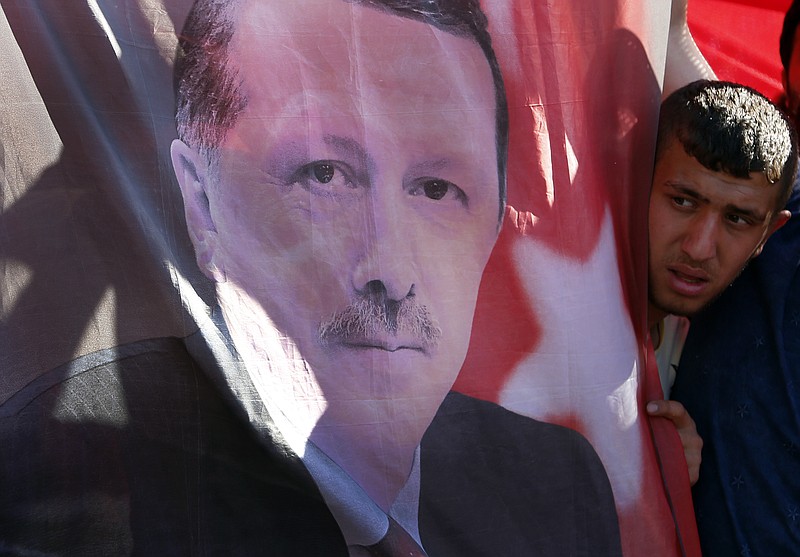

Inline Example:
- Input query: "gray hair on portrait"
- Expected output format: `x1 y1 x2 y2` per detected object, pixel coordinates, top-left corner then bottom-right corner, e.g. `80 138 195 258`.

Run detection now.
173 0 509 214
656 80 798 212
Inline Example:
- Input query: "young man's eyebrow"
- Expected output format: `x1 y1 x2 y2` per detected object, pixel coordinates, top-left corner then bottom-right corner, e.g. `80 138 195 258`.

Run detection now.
723 203 768 223
665 182 768 222
664 182 709 203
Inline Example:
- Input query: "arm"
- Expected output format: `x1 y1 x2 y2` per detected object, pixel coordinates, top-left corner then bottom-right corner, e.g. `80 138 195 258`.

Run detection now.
647 399 703 485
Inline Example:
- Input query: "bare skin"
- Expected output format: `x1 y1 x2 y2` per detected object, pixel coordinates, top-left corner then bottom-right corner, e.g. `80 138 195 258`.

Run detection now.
646 399 703 485
639 0 715 489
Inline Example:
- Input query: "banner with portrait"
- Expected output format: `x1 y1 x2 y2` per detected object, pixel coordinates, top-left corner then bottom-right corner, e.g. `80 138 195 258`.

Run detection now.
0 1 703 555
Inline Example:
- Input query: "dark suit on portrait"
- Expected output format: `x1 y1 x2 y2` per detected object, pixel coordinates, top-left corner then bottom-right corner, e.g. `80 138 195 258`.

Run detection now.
421 392 622 556
0 336 620 556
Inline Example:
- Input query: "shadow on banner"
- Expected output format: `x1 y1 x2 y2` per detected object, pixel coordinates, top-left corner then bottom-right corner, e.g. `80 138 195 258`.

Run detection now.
0 1 699 555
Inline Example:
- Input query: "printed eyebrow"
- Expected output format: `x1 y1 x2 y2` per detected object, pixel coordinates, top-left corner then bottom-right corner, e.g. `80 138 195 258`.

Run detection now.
407 158 451 175
323 135 374 171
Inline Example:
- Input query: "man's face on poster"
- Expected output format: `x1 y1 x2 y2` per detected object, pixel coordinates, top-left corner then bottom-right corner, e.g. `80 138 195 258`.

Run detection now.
177 0 500 414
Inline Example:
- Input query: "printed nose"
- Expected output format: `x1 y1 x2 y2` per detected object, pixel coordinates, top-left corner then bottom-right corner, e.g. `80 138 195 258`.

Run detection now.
351 251 416 302
350 197 417 302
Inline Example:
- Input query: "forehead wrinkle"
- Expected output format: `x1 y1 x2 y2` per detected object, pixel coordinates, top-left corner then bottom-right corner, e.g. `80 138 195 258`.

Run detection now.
228 6 338 104
231 1 493 119
347 9 490 114
408 158 449 174
225 0 499 200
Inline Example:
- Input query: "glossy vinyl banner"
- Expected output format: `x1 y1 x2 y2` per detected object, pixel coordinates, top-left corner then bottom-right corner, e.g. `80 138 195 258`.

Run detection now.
0 1 703 555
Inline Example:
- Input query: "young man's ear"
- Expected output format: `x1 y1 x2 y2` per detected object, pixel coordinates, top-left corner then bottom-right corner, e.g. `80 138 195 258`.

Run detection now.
170 139 226 283
753 209 791 258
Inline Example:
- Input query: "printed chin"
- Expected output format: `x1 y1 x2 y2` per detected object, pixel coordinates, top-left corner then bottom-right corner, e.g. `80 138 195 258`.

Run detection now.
319 345 451 395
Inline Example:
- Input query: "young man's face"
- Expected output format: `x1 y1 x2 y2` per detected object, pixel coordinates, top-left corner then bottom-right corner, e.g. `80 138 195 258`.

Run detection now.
177 0 500 416
648 138 789 321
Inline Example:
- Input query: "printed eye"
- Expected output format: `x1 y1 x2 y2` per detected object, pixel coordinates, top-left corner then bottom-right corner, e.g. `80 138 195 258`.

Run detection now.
423 180 449 200
311 163 335 184
409 178 467 204
290 160 356 195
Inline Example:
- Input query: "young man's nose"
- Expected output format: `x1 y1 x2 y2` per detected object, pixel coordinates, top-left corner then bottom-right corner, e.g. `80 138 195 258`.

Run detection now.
681 215 718 262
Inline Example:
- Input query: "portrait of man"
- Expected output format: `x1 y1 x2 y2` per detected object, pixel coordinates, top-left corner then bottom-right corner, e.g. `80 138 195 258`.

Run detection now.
171 0 504 510
0 0 626 554
169 0 620 554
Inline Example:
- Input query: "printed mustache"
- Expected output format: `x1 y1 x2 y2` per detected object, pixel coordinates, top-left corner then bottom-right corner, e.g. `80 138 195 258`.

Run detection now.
318 296 441 349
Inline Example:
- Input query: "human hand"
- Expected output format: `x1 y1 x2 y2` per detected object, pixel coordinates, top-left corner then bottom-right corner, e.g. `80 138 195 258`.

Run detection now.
647 399 703 485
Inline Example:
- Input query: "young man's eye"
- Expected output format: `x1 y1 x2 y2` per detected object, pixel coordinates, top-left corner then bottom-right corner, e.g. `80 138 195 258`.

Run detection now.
726 214 749 226
670 196 697 211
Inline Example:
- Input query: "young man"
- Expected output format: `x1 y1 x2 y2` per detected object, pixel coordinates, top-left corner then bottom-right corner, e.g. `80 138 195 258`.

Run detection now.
667 11 800 554
648 80 795 386
645 80 796 487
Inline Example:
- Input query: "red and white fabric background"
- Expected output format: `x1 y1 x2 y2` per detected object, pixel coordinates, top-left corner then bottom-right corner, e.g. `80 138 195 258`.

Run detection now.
0 0 787 555
457 2 791 555
689 0 790 103
456 4 686 555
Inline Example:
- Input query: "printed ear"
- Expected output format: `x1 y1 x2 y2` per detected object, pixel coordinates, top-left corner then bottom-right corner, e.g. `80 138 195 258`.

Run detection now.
170 139 226 282
753 209 791 258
